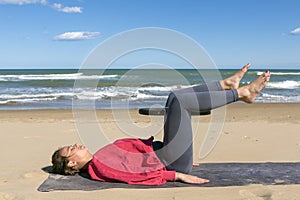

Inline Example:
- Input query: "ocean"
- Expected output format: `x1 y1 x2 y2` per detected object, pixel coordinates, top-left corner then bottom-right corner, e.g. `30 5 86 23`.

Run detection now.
0 69 299 110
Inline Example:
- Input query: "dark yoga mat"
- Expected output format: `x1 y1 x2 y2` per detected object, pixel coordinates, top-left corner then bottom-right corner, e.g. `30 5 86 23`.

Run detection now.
38 162 300 192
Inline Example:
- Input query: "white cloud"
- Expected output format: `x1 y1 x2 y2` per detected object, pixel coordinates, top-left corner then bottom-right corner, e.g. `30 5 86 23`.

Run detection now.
54 31 101 41
0 1 83 14
290 27 300 35
0 0 46 5
53 3 82 13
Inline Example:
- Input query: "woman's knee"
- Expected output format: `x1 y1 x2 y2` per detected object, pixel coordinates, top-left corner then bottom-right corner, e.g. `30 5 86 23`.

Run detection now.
167 92 176 102
166 92 177 107
167 92 183 111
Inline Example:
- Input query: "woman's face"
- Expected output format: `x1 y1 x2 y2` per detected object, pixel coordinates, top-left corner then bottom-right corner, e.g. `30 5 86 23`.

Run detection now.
59 144 90 162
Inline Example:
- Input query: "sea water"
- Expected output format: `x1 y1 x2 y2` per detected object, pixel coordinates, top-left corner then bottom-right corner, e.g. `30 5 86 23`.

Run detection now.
0 69 299 110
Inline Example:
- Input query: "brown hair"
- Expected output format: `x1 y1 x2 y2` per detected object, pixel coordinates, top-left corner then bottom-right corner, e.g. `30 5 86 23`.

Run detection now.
51 148 80 175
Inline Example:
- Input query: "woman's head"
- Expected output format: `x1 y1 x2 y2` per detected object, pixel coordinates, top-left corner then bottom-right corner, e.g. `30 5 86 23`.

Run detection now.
51 144 93 175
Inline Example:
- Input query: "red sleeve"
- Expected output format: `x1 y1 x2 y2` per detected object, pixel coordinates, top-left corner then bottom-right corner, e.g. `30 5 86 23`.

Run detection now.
88 137 176 185
162 171 176 182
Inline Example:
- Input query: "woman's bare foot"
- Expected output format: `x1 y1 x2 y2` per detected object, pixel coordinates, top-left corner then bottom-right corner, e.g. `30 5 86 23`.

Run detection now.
220 63 250 90
237 70 271 103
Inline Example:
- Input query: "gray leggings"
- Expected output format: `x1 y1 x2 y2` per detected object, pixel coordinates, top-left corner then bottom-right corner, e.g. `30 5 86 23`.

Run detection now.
159 81 238 173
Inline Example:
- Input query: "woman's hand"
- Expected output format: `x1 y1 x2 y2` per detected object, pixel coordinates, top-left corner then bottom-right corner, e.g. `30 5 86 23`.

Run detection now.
175 172 210 184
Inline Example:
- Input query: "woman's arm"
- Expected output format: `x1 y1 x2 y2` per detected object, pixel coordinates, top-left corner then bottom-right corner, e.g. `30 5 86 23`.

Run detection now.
175 172 210 184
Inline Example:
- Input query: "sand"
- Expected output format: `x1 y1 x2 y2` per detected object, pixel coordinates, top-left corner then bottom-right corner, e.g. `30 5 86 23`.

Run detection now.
0 103 300 200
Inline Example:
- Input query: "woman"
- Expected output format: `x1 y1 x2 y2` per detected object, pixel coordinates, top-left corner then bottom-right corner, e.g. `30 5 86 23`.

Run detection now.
51 64 271 185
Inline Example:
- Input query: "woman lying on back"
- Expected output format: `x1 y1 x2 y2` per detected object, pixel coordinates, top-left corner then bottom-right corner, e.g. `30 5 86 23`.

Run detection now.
51 64 270 185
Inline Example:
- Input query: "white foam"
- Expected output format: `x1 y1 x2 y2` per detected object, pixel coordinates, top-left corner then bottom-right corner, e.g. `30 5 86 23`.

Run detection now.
0 100 9 104
267 80 300 89
138 86 173 92
261 93 300 103
73 86 170 101
0 92 74 99
0 73 119 81
74 87 130 100
0 97 58 104
257 71 300 76
134 92 167 100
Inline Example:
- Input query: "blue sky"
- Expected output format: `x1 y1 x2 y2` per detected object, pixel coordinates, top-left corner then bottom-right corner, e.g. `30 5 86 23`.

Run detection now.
0 0 300 69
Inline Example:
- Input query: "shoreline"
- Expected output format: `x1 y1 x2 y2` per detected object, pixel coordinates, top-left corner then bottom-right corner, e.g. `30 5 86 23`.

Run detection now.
0 102 299 122
2 102 298 111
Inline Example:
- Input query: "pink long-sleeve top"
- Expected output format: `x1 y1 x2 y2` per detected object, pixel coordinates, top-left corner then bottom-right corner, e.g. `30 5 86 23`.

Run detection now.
87 136 176 185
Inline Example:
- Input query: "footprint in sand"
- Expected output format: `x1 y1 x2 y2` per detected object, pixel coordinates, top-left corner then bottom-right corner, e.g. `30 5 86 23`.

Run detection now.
239 190 264 200
243 136 259 142
0 192 24 200
21 171 42 179
23 136 42 139
0 177 7 183
239 188 273 200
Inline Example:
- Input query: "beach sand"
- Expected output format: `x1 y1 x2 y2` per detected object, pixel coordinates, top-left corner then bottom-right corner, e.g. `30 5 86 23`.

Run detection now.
0 103 300 200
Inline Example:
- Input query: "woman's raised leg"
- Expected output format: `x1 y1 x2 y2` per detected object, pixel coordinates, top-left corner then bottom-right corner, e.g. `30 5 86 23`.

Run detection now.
174 63 250 94
161 70 270 174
